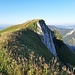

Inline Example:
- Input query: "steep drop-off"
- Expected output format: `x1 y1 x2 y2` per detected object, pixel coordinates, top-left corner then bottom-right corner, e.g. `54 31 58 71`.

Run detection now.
54 38 75 66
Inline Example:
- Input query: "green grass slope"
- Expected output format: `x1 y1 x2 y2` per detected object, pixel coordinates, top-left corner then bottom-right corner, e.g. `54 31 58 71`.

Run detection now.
0 19 53 62
54 38 75 66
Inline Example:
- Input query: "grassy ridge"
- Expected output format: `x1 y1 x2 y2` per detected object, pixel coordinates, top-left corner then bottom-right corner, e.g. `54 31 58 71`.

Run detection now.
0 19 53 63
0 19 39 34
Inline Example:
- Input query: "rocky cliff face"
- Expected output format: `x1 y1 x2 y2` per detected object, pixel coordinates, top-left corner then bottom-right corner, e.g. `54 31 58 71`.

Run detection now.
36 20 57 56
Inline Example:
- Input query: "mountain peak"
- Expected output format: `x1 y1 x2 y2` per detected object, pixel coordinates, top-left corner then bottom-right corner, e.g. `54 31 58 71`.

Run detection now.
23 19 57 56
0 19 57 56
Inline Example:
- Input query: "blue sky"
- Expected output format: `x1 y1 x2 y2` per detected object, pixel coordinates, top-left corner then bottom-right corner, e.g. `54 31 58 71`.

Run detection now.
0 0 75 26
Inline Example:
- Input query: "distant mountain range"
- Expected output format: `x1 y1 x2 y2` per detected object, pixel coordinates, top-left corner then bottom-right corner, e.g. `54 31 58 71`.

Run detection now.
0 26 7 30
63 29 75 46
48 25 75 53
0 24 12 30
55 25 75 29
48 25 72 36
0 26 5 30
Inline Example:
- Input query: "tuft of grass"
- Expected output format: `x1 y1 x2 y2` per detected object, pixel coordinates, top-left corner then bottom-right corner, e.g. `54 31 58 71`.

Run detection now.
0 50 74 75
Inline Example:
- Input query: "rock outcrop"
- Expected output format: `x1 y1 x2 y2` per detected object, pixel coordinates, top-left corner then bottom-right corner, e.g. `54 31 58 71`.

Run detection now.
36 20 57 56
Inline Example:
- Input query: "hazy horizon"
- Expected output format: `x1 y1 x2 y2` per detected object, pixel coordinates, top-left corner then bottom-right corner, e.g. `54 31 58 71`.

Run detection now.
0 23 75 30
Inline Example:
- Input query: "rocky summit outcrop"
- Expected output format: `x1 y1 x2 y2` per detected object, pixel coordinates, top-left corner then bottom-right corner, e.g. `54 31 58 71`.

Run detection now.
36 20 57 56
